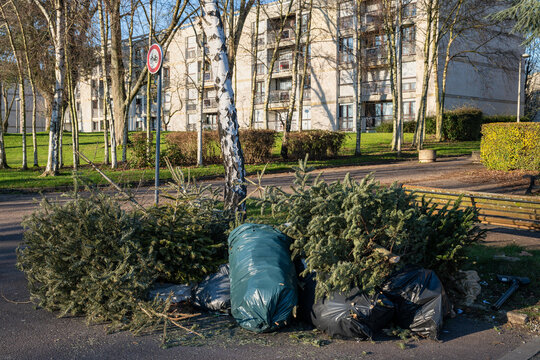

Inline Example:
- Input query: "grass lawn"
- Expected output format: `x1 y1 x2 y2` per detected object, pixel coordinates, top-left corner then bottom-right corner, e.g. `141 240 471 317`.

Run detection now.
0 131 480 190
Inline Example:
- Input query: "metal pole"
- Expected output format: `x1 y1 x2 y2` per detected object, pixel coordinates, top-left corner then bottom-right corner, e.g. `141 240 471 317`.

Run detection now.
517 58 522 123
154 67 162 205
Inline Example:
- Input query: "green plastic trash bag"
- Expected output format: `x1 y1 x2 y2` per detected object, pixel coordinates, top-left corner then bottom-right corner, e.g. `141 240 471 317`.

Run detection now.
228 223 298 333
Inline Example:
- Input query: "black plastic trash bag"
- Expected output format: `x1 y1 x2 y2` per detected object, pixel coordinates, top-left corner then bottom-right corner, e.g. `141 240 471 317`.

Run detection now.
382 267 450 339
228 223 298 333
300 272 395 339
148 284 192 303
192 264 230 312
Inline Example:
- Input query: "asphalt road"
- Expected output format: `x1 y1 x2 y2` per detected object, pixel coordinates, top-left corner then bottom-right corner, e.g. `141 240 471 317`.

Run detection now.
1 157 538 359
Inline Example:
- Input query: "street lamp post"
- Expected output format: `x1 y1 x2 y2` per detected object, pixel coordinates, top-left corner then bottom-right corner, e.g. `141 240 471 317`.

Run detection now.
517 53 530 123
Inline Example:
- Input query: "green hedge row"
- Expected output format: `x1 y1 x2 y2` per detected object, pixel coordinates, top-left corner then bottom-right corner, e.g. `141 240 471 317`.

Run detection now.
376 107 531 141
480 123 540 171
129 129 346 167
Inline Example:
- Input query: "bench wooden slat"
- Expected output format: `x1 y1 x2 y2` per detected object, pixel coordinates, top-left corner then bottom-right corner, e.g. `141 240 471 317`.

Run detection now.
403 185 540 231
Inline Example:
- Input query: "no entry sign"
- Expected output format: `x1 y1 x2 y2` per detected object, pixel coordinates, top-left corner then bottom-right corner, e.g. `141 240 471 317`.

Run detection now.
147 43 163 74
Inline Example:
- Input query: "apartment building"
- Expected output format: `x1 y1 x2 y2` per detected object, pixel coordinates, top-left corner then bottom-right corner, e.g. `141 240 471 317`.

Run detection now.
73 0 525 134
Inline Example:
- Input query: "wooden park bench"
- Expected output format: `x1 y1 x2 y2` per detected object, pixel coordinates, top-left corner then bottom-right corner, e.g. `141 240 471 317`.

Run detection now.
402 185 540 231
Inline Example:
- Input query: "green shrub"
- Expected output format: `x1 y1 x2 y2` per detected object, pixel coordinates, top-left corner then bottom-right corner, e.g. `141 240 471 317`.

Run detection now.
164 130 277 165
375 121 416 133
129 132 154 167
443 107 483 141
240 129 277 163
375 121 394 133
481 122 540 171
17 194 155 327
483 115 530 124
288 130 345 160
259 159 484 299
164 131 221 166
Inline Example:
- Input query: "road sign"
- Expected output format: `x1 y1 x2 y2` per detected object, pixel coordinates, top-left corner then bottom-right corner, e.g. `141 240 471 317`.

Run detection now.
147 43 164 204
147 43 163 74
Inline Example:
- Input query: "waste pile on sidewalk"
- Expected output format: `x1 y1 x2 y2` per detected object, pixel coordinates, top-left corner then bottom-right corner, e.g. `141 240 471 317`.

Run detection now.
149 223 451 340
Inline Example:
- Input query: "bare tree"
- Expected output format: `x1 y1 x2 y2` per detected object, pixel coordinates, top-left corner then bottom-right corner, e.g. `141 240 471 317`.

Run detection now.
297 0 313 133
30 0 65 176
0 81 9 168
200 0 247 212
0 2 28 169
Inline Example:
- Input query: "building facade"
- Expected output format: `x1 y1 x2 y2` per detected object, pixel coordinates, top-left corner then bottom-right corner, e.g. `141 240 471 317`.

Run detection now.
8 0 524 134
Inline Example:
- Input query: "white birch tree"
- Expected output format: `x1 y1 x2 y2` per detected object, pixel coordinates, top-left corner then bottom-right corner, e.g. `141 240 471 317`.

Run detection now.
200 0 247 212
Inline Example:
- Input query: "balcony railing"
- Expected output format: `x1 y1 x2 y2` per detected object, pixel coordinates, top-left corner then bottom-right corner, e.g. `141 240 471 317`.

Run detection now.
186 100 197 111
339 16 354 31
362 82 391 95
273 59 292 73
203 98 218 109
269 90 291 103
91 108 102 118
339 52 354 64
254 93 265 105
268 28 295 45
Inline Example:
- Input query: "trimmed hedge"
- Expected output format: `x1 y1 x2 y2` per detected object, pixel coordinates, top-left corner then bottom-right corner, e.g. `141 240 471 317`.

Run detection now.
376 121 416 133
288 130 346 160
481 123 540 171
164 129 277 166
164 131 221 166
239 129 277 163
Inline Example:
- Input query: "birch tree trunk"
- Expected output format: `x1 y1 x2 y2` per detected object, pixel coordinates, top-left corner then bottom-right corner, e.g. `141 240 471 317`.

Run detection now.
354 0 363 155
12 1 38 167
201 0 247 212
412 0 434 149
248 0 261 128
282 9 302 159
146 0 154 161
97 0 110 165
297 0 313 132
263 1 294 128
395 0 403 155
0 4 27 170
0 82 8 169
37 0 64 176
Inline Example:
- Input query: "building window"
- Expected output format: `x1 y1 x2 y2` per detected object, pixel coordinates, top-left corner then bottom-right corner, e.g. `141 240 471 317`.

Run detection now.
339 103 353 131
92 121 99 131
161 67 170 88
403 100 415 120
302 106 311 130
403 2 416 17
402 82 416 92
338 36 354 63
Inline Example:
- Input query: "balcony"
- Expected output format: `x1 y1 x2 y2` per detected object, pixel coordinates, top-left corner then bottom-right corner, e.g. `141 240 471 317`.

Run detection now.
254 93 265 105
269 90 291 104
203 97 218 109
273 59 292 74
339 16 354 32
268 28 295 45
186 99 197 111
362 81 391 96
364 48 387 65
91 108 102 118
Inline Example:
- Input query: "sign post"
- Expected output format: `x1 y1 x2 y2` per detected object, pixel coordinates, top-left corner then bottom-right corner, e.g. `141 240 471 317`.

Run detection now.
147 43 163 205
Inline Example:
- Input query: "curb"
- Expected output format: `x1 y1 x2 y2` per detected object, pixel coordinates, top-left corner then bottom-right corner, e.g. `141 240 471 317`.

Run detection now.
498 337 540 360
